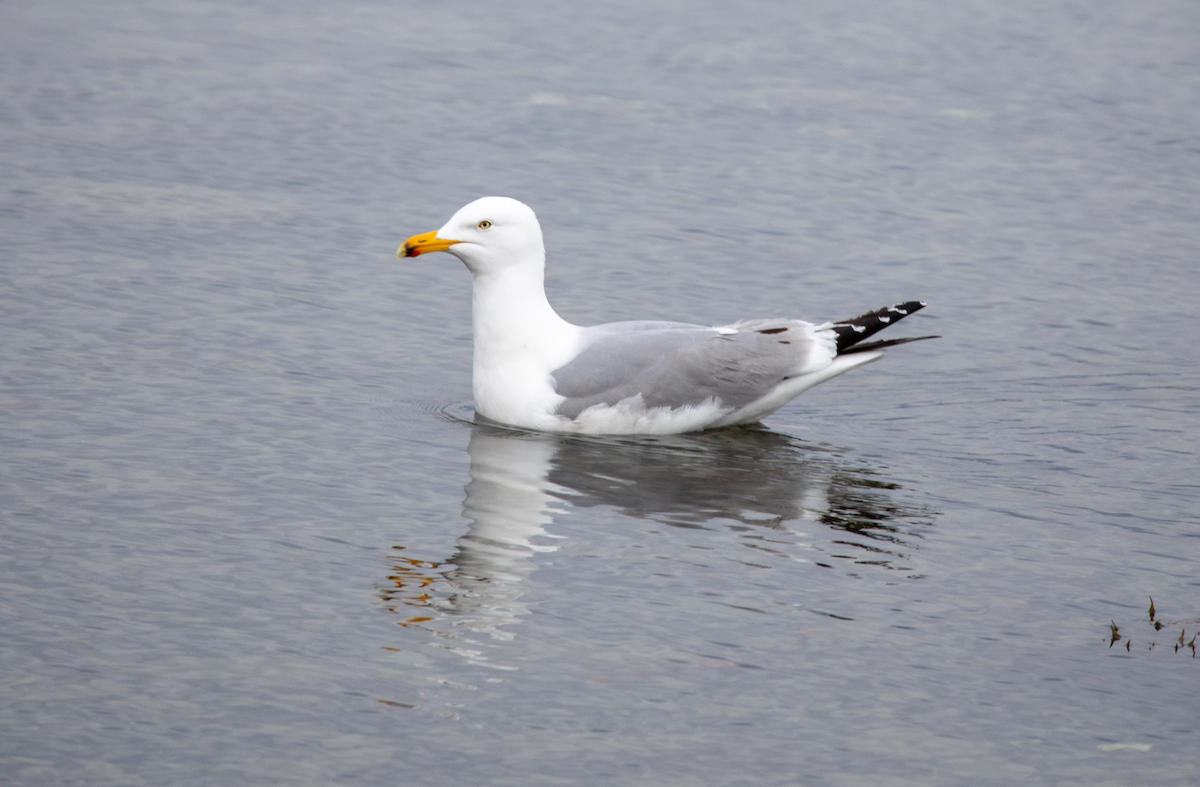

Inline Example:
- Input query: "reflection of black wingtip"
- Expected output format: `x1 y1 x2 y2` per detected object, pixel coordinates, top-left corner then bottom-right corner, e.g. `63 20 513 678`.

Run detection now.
832 301 931 353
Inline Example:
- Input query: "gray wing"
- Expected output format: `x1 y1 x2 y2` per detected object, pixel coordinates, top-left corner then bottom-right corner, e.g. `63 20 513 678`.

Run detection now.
551 320 830 419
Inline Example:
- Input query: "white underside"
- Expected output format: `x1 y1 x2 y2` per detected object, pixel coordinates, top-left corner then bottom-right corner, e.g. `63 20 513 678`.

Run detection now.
480 350 886 436
557 396 730 435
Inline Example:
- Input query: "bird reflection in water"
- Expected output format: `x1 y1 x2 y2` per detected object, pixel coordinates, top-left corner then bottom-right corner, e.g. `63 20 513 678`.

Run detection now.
378 422 934 653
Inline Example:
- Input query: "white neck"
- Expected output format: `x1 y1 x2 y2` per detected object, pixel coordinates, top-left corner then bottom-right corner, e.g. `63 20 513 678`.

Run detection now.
469 262 582 427
472 263 576 354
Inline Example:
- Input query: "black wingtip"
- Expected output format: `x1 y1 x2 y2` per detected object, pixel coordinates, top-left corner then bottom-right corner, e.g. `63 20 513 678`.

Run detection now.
832 301 930 353
839 334 941 354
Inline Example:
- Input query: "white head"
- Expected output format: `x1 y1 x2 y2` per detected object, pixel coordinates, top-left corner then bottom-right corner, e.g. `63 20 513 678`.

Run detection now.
398 196 545 277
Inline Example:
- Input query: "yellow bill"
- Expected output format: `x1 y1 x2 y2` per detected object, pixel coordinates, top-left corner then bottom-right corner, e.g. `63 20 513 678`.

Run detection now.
397 230 460 258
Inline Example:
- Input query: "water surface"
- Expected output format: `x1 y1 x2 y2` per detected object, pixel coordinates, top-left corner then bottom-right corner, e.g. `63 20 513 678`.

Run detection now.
2 0 1198 784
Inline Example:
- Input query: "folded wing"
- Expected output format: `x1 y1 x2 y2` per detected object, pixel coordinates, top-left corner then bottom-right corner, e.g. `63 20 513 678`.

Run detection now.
551 320 835 419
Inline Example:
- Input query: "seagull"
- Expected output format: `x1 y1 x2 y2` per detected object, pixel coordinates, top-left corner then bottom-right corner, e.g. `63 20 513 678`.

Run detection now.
398 196 937 435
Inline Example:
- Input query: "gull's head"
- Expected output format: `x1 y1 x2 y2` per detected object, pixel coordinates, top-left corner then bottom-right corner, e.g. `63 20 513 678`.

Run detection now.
398 196 545 276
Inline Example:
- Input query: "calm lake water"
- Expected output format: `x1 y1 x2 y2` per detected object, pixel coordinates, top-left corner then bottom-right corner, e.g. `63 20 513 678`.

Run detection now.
2 0 1198 784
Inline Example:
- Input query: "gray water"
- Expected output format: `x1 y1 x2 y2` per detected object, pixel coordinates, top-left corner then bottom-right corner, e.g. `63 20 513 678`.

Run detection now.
3 0 1199 784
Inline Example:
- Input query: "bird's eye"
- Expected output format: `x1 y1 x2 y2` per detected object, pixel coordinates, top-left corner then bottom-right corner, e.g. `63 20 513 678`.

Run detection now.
477 220 492 230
